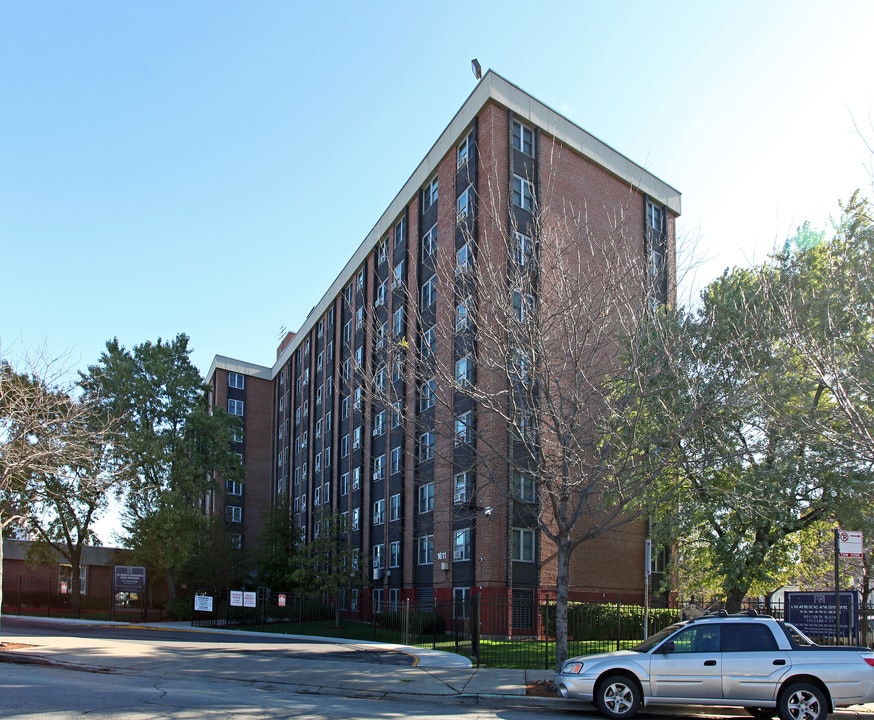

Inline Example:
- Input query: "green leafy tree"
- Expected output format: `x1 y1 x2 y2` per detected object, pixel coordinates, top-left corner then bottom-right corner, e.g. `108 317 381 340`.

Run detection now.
665 199 874 609
254 497 299 590
80 334 243 598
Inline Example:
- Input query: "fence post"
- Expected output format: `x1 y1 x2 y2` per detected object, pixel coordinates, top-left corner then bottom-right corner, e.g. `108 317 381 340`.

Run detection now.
432 598 437 650
544 594 550 670
472 595 480 669
616 598 621 652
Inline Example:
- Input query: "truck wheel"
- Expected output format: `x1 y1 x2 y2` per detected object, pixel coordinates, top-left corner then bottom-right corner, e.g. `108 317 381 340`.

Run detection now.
596 675 641 720
778 683 827 720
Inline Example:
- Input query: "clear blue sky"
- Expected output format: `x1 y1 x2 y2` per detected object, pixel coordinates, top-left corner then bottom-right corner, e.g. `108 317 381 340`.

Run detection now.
3 0 873 377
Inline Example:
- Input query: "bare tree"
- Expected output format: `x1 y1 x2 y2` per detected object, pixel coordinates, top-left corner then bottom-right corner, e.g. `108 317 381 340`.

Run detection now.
0 346 119 625
356 141 713 668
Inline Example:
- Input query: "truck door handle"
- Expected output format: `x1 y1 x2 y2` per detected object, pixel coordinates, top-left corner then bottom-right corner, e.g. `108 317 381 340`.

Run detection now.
773 659 786 666
704 660 717 666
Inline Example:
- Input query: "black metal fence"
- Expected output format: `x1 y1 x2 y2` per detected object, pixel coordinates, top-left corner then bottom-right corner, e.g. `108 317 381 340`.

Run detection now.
189 589 683 669
2 575 164 622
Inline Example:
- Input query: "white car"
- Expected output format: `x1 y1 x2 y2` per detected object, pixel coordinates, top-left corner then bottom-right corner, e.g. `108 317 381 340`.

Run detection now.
554 611 874 720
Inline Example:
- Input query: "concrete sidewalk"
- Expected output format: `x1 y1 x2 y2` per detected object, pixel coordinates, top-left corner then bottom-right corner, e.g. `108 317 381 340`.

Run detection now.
2 616 874 717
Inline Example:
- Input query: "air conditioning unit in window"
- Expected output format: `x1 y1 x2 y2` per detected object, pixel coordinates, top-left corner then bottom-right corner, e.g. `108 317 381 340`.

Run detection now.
453 549 467 561
373 512 384 525
373 568 383 581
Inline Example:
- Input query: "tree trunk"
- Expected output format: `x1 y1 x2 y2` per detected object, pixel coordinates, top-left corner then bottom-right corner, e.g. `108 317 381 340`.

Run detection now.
725 587 745 613
0 519 5 628
554 533 571 671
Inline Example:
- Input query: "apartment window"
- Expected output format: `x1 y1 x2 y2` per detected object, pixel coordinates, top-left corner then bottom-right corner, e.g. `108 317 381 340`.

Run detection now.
373 499 385 525
301 430 308 448
390 446 402 475
390 493 401 522
317 318 324 337
354 387 362 409
341 396 350 420
392 307 404 337
457 131 473 168
375 367 386 391
456 242 473 275
356 306 364 330
453 528 471 561
353 425 362 449
375 280 387 308
324 447 331 467
392 260 405 288
303 399 309 416
352 507 360 531
314 484 321 505
512 119 535 156
418 534 434 565
357 268 365 291
421 325 436 357
373 410 385 436
389 540 400 568
227 399 244 416
418 482 435 513
453 586 470 620
228 533 242 550
232 425 244 443
316 386 322 405
418 431 435 462
455 411 473 445
512 528 536 562
228 372 245 389
294 467 300 486
350 588 359 611
514 232 533 267
422 223 437 258
327 340 334 360
341 434 350 457
293 496 300 512
420 274 437 308
314 452 321 474
226 479 243 497
394 217 406 249
372 588 383 613
313 521 320 539
453 471 471 504
456 185 473 221
391 402 401 428
341 473 349 496
456 298 472 331
315 418 322 438
455 354 474 387
377 239 387 265
392 355 403 381
353 467 361 489
422 176 438 212
513 290 535 322
226 505 242 523
419 378 436 411
512 470 536 502
373 453 385 481
513 175 535 212
343 319 352 344
325 410 332 433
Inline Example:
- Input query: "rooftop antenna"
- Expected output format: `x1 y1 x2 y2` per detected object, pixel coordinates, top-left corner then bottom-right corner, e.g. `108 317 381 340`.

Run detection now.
471 58 482 80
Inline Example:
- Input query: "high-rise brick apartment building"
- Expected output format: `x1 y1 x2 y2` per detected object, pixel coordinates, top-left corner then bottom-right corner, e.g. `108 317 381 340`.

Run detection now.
208 72 680 624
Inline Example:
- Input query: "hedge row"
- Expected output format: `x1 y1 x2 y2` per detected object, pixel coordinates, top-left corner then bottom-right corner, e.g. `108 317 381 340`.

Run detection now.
541 602 680 640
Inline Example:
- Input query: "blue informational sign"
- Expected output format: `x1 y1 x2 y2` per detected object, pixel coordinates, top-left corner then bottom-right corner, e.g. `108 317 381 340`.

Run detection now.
784 591 859 639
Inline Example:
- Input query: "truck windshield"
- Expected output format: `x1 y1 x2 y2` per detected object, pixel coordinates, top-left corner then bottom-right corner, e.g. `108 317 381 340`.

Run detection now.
633 623 685 653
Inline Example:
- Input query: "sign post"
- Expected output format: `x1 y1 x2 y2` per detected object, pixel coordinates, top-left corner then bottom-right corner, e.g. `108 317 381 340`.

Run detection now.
834 529 863 643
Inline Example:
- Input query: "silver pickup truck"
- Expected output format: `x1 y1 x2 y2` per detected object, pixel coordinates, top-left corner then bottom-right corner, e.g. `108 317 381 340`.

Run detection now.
554 611 874 720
